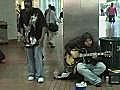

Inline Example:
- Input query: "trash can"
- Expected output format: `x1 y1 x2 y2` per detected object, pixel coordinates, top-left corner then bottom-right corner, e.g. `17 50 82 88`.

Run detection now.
0 21 8 44
99 37 120 69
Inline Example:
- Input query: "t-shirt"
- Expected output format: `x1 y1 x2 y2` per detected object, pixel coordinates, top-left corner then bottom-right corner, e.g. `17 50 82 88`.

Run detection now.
18 7 46 40
107 6 117 16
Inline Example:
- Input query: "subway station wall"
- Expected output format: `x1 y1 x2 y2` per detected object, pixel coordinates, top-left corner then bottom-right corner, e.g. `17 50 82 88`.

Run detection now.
0 0 17 40
63 0 99 45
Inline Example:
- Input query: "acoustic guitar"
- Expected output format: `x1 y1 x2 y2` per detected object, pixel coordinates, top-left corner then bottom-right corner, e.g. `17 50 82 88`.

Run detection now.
65 49 112 66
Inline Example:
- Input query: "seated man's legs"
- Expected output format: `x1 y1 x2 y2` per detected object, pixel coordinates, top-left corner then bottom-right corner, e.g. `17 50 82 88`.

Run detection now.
91 62 106 76
77 63 102 85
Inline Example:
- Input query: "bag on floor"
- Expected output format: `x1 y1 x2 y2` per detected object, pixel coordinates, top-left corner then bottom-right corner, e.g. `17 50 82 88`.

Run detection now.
0 50 5 60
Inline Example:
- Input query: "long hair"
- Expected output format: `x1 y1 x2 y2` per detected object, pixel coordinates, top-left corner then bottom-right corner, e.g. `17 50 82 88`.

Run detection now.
80 32 95 47
64 36 81 53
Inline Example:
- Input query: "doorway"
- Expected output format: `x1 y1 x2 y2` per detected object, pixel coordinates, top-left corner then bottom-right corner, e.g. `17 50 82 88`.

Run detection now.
99 0 120 38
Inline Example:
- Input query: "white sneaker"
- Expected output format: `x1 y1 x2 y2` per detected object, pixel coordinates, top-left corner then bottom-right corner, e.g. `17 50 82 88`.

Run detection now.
61 72 71 77
76 81 87 87
28 76 34 81
38 77 44 83
57 72 71 79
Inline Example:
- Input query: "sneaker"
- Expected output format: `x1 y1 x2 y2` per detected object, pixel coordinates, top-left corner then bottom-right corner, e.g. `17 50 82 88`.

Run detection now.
0 59 6 63
76 81 87 87
95 81 103 87
38 77 44 83
48 42 53 45
28 76 34 81
57 72 71 79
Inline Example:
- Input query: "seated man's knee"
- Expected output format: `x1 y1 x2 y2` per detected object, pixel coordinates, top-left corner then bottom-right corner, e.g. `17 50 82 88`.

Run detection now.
97 62 106 71
77 63 86 73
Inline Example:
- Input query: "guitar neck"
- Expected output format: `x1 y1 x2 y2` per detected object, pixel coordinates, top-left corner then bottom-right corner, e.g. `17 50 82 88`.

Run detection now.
79 52 104 57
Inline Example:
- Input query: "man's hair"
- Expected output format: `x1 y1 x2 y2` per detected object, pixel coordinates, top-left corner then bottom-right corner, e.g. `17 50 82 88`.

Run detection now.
111 3 113 6
111 3 113 5
80 32 94 47
51 6 55 11
48 4 51 8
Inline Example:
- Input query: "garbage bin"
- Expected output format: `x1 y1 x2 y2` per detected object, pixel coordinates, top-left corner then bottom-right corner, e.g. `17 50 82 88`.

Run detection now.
0 21 8 44
99 37 120 69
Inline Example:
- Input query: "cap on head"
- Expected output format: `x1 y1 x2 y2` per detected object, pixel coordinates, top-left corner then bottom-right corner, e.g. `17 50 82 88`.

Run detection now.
24 0 32 2
24 0 32 5
24 0 32 8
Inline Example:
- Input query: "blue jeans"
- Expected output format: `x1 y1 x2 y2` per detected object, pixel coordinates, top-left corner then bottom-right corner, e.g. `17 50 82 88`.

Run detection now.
25 45 43 78
77 62 106 85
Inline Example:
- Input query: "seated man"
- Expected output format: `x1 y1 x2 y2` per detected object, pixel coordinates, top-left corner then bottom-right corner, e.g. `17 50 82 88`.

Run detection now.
55 32 106 87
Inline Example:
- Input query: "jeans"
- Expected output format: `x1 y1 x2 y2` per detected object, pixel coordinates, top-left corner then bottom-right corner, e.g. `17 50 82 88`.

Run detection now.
25 45 43 78
109 15 115 23
77 62 106 85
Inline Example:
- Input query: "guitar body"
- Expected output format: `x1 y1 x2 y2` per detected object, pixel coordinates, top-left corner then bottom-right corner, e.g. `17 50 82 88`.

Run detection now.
64 53 75 72
65 53 75 66
64 49 80 72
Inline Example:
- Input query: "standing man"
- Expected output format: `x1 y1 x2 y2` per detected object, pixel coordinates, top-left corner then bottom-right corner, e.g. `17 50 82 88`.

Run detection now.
18 0 46 83
107 3 117 23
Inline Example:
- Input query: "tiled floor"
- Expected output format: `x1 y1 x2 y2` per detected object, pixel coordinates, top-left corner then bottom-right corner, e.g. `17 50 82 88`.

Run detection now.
0 38 119 90
0 23 120 90
99 15 120 38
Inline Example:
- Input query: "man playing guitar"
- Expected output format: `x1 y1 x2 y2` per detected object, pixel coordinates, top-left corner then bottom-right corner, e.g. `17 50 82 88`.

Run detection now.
56 32 106 87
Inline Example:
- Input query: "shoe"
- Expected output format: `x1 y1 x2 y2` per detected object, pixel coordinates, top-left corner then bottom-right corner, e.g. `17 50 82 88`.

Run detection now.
86 81 92 85
56 72 71 79
48 42 53 45
95 81 103 87
38 77 44 83
0 59 6 63
76 81 87 87
28 76 34 81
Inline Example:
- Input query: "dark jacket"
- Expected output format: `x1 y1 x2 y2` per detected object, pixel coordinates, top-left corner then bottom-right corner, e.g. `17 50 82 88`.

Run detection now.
81 43 102 65
18 7 46 41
